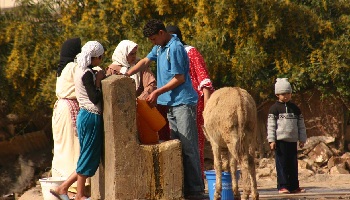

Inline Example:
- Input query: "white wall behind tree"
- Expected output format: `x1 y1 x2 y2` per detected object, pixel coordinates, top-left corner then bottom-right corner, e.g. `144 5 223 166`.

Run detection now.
0 0 15 9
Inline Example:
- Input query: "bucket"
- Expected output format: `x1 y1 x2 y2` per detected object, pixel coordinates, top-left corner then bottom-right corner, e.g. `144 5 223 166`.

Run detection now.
205 170 240 200
137 113 159 144
136 99 166 131
39 177 66 200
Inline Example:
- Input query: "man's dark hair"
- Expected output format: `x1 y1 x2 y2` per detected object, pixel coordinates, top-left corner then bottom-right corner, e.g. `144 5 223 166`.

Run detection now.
143 19 166 37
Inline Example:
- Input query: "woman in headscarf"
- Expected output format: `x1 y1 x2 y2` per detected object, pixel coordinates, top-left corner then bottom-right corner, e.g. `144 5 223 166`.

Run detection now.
106 40 159 144
51 41 105 200
52 38 82 198
106 40 156 101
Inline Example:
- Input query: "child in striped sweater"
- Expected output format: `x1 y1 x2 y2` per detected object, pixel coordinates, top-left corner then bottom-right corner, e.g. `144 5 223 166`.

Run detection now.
267 78 307 194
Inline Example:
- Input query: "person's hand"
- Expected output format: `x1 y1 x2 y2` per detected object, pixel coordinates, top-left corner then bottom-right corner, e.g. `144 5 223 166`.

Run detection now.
146 90 159 106
269 142 276 150
299 142 305 148
106 64 123 75
95 70 106 88
95 70 106 81
109 68 122 75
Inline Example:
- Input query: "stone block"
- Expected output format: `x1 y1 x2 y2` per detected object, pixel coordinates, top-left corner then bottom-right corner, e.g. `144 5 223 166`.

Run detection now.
140 140 183 199
91 75 183 200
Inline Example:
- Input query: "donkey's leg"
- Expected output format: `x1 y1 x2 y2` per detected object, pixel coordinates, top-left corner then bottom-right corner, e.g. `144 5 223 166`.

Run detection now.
229 152 240 200
240 154 252 200
211 143 222 200
247 153 259 200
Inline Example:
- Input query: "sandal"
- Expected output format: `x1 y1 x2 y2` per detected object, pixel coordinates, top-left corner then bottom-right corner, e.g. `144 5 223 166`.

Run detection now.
49 189 70 200
291 187 306 193
278 188 290 194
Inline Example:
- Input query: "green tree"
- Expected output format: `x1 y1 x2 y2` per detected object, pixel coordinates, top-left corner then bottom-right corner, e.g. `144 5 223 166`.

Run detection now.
0 0 349 132
1 0 61 117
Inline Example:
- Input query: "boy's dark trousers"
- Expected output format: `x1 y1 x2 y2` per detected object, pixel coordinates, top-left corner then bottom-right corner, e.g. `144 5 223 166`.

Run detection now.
275 140 299 191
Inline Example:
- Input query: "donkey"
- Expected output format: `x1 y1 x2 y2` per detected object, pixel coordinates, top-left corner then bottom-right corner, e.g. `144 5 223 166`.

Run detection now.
203 87 259 200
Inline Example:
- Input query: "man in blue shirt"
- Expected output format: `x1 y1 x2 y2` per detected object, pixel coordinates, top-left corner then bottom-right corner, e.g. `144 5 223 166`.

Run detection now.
125 19 205 199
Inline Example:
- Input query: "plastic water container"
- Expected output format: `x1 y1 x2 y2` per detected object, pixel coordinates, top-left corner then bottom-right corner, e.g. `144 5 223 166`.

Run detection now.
136 99 166 144
205 170 240 200
137 113 159 144
136 99 166 131
39 177 66 200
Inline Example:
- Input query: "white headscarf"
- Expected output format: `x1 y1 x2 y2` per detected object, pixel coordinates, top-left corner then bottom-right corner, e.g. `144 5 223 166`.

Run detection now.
112 40 137 68
76 41 104 70
112 40 140 88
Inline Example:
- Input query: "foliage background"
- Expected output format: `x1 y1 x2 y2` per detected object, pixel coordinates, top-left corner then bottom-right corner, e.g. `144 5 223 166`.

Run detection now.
0 0 349 130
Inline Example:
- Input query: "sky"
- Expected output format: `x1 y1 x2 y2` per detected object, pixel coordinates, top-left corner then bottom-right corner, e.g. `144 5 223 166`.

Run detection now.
0 0 15 9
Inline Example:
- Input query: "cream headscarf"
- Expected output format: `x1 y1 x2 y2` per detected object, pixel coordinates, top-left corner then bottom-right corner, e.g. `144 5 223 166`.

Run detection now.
76 41 104 70
112 40 140 88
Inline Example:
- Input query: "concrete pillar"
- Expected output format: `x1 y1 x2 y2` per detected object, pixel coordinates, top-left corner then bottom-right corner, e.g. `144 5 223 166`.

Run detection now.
91 75 183 199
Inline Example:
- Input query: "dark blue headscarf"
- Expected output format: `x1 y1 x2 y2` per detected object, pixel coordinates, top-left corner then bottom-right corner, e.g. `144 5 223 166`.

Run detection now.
57 38 81 77
166 25 186 45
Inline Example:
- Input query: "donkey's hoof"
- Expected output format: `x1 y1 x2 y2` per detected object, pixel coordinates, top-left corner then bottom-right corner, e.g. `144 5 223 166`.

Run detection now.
213 193 221 200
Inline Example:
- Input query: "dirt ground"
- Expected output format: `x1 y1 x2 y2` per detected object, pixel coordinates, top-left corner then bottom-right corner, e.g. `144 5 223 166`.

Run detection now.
11 173 350 200
2 144 350 200
2 141 350 200
257 174 350 199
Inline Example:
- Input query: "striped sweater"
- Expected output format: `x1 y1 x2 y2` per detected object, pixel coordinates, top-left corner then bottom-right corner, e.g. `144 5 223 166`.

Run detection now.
267 101 307 143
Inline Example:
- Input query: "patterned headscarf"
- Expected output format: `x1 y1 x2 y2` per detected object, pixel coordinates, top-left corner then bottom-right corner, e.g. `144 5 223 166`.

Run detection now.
112 40 138 68
76 41 104 70
57 37 81 77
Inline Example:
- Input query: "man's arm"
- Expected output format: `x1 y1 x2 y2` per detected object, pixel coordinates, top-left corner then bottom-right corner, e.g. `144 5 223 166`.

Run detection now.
146 74 185 104
125 57 152 76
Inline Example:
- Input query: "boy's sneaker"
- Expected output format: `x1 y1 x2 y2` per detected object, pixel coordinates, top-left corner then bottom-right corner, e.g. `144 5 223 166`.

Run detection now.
278 188 290 194
291 187 306 193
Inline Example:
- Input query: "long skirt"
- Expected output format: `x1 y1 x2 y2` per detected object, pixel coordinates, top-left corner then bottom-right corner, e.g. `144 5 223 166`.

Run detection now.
76 108 103 177
51 99 80 189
